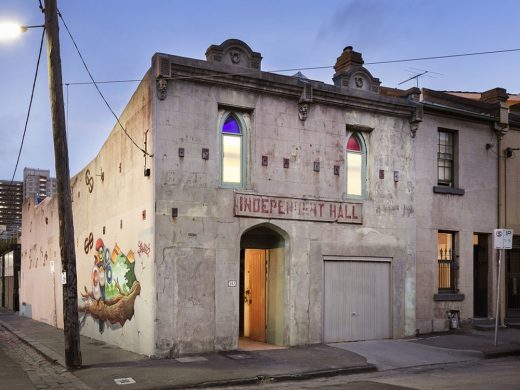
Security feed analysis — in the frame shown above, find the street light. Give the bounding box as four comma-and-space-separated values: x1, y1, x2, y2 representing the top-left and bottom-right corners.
0, 22, 44, 40
0, 0, 81, 369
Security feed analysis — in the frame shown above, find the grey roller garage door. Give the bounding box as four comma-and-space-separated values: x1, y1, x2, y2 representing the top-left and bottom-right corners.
323, 257, 391, 343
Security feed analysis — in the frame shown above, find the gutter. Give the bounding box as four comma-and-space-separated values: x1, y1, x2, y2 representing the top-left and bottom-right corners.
421, 101, 496, 122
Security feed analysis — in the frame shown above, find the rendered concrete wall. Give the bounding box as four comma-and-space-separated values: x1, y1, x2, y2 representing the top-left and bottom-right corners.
21, 73, 155, 356
504, 128, 520, 233
152, 76, 416, 356
20, 196, 63, 328
415, 112, 497, 333
70, 72, 155, 355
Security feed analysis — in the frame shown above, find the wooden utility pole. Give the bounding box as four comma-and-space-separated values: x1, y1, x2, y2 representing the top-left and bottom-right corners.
44, 0, 82, 368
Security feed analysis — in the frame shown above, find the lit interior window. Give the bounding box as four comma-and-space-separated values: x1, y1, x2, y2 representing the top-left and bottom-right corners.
222, 135, 241, 183
346, 133, 364, 197
347, 153, 362, 196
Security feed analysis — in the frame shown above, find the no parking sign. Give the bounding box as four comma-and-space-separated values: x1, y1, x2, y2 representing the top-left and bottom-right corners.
494, 229, 513, 249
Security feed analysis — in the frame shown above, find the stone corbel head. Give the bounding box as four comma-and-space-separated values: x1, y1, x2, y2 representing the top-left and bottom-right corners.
298, 103, 309, 121
494, 122, 508, 141
156, 78, 168, 101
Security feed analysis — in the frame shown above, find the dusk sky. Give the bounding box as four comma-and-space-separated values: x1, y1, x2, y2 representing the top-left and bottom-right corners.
1, 0, 519, 181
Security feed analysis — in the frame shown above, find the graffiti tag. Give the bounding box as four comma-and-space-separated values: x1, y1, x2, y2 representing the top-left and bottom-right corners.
84, 232, 94, 254
85, 169, 94, 193
137, 241, 151, 257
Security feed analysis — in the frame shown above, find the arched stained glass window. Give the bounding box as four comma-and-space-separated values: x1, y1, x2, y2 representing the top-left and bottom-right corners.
221, 113, 246, 186
345, 132, 366, 198
222, 116, 241, 134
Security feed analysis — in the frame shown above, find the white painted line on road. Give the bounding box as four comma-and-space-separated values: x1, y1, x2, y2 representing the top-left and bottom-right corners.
114, 377, 136, 385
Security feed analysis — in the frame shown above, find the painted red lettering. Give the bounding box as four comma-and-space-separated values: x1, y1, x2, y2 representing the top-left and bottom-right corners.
352, 205, 358, 219
330, 204, 337, 219
253, 198, 260, 213
261, 199, 269, 213
310, 203, 317, 217
270, 199, 277, 214
244, 197, 252, 212
278, 200, 285, 215
337, 204, 344, 219
318, 203, 324, 218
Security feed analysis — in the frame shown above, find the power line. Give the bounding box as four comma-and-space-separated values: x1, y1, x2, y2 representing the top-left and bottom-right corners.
10, 27, 45, 184
64, 79, 142, 86
60, 47, 520, 87
57, 10, 152, 157
365, 48, 520, 65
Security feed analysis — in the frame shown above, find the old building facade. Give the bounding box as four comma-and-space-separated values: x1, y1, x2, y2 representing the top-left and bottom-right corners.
19, 39, 519, 356
413, 89, 505, 332
151, 42, 418, 355
21, 41, 419, 356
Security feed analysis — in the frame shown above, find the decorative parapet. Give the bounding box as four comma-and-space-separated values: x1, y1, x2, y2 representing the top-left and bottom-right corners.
332, 46, 381, 93
205, 39, 262, 70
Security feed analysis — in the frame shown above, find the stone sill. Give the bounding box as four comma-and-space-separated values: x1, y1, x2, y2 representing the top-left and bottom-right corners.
434, 293, 465, 302
433, 186, 465, 196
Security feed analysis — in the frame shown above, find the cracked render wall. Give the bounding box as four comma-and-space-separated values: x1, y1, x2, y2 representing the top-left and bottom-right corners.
415, 112, 497, 333
152, 72, 417, 356
21, 72, 155, 356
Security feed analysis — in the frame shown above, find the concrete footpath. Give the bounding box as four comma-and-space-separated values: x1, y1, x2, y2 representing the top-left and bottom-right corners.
1, 308, 520, 389
0, 309, 373, 389
331, 327, 520, 371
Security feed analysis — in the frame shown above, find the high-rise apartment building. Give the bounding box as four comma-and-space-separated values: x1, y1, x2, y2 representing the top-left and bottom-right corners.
0, 180, 23, 239
23, 168, 57, 201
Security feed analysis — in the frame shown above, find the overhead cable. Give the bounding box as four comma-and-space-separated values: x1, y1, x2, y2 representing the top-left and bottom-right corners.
57, 10, 152, 157
10, 27, 45, 184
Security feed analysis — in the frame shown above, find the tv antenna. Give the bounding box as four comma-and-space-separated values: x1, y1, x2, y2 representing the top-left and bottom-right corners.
399, 67, 443, 88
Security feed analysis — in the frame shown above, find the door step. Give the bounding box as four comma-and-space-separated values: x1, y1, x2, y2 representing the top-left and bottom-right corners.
506, 319, 520, 329
473, 318, 495, 331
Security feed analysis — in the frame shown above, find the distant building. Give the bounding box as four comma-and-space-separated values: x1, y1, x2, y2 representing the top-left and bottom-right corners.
0, 180, 23, 239
23, 168, 57, 202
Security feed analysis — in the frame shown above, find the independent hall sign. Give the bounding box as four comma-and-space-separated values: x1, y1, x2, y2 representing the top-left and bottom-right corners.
233, 192, 362, 224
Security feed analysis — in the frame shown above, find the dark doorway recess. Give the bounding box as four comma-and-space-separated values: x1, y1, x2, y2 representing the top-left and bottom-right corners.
473, 234, 488, 318
506, 236, 520, 318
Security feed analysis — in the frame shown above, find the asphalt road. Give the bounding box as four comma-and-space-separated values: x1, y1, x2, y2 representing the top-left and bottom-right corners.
216, 357, 520, 389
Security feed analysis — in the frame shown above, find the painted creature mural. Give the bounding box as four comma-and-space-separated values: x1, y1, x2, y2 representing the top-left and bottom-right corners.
79, 239, 141, 332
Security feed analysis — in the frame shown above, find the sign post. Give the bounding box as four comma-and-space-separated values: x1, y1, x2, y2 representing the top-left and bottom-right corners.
493, 228, 513, 346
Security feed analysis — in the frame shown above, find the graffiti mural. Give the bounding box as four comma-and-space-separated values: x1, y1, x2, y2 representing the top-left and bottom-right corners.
79, 239, 141, 332
137, 241, 151, 257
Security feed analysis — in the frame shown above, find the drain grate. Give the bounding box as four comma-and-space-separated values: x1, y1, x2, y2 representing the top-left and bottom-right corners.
176, 356, 208, 363
225, 353, 254, 360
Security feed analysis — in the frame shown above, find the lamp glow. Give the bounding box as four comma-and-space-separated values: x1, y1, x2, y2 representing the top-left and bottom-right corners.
0, 22, 24, 40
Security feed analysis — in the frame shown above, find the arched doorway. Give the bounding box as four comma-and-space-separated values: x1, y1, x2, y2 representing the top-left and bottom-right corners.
239, 224, 286, 349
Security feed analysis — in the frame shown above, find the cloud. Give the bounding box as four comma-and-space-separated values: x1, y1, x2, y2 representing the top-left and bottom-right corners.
316, 0, 430, 51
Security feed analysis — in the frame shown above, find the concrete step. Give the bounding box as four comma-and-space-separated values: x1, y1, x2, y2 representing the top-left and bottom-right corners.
473, 318, 495, 331
506, 319, 520, 329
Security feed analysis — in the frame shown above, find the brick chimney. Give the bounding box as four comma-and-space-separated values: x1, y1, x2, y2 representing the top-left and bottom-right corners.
480, 87, 508, 104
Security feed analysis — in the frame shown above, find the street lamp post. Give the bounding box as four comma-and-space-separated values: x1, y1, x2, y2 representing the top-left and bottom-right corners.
0, 0, 82, 368
44, 0, 81, 369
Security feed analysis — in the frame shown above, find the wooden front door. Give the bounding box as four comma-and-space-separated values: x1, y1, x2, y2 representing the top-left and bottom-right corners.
245, 249, 266, 342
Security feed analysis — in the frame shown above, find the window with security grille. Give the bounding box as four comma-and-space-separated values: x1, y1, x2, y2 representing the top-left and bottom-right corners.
438, 231, 458, 292
438, 130, 454, 187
